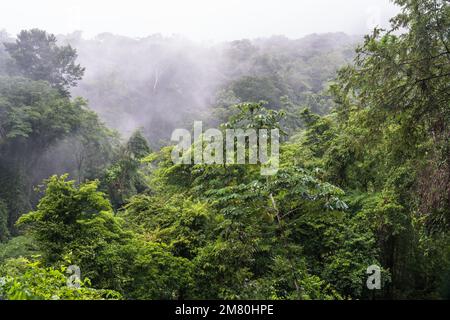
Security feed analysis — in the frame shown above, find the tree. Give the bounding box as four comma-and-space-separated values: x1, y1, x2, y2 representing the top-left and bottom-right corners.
105, 130, 151, 209
16, 175, 128, 268
328, 0, 450, 298
16, 175, 193, 298
0, 77, 84, 233
4, 29, 85, 95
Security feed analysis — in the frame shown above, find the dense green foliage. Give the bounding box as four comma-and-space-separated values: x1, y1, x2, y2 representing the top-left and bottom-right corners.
0, 258, 120, 300
0, 0, 449, 300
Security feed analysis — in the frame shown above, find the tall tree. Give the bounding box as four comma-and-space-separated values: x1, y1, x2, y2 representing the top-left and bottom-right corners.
330, 0, 450, 298
4, 29, 85, 95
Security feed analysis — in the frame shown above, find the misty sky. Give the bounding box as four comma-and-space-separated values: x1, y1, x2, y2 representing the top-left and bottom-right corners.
0, 0, 399, 41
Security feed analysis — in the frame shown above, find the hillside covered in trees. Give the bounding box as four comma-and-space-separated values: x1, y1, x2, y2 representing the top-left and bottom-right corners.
0, 0, 449, 300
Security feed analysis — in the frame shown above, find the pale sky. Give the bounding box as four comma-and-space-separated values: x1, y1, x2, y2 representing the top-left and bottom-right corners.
0, 0, 400, 41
